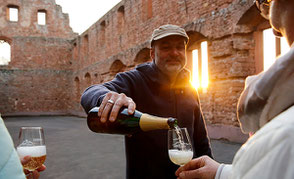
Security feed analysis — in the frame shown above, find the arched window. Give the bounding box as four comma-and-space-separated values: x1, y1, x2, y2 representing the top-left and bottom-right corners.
186, 32, 209, 90
109, 60, 126, 75
0, 40, 11, 65
74, 77, 80, 100
100, 21, 106, 46
134, 48, 151, 64
83, 34, 89, 56
117, 6, 125, 31
85, 73, 91, 87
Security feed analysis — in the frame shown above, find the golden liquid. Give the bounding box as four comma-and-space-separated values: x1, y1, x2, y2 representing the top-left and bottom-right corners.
23, 155, 46, 171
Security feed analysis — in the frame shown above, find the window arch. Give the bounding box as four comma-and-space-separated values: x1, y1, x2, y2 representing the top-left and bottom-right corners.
109, 60, 126, 75
74, 77, 80, 101
85, 73, 91, 87
0, 39, 11, 65
134, 48, 151, 64
117, 6, 125, 31
186, 31, 209, 89
236, 3, 290, 74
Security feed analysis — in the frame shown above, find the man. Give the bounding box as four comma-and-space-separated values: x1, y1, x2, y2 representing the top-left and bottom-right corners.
176, 0, 294, 178
81, 24, 213, 179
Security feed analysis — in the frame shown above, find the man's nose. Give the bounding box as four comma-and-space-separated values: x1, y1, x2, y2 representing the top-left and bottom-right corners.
170, 48, 180, 56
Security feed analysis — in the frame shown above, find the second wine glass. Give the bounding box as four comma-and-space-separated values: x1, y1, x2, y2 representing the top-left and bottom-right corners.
16, 126, 47, 171
168, 127, 193, 166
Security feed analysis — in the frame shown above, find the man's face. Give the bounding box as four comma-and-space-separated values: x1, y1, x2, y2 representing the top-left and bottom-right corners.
151, 35, 187, 77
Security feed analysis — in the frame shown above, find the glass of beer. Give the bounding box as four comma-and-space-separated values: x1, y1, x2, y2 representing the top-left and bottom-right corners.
168, 127, 193, 166
16, 127, 46, 171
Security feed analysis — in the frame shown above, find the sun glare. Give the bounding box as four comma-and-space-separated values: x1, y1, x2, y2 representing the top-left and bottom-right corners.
201, 41, 209, 89
191, 41, 209, 90
191, 50, 199, 89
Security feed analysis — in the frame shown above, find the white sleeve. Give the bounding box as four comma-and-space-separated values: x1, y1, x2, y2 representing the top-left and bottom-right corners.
215, 164, 232, 179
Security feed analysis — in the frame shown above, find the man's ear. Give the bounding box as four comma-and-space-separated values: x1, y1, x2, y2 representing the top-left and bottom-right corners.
150, 47, 155, 60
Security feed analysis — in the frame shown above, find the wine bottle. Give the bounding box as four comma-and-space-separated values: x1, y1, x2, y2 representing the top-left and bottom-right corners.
87, 107, 177, 135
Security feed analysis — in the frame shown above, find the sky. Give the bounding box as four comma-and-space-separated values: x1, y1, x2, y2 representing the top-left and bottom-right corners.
55, 0, 121, 34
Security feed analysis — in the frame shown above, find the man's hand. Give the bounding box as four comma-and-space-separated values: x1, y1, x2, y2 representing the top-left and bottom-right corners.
175, 155, 220, 179
98, 91, 136, 123
21, 156, 46, 179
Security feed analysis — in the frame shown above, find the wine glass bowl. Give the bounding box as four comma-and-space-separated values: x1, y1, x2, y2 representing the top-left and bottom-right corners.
16, 127, 46, 171
168, 127, 193, 166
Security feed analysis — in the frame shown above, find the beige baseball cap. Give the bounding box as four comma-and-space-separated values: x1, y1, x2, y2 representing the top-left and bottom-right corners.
150, 24, 189, 46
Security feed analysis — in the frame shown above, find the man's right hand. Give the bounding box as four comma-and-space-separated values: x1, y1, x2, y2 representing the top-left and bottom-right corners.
98, 91, 136, 123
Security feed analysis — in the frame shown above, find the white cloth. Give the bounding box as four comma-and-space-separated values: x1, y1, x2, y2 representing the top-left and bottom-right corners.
0, 115, 25, 179
231, 105, 294, 179
215, 45, 294, 179
237, 46, 294, 133
215, 106, 294, 179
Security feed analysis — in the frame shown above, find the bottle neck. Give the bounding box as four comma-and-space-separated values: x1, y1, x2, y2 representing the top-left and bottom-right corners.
139, 113, 171, 131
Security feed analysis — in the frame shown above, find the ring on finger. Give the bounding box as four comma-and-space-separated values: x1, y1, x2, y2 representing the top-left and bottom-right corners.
107, 99, 114, 104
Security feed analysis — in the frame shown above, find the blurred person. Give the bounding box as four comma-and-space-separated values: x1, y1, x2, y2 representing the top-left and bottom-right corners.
176, 0, 294, 178
0, 115, 46, 179
81, 24, 213, 179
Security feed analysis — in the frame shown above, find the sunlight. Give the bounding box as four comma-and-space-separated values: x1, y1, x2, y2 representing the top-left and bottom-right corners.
263, 29, 291, 71
191, 50, 199, 89
0, 40, 11, 65
263, 29, 276, 71
9, 8, 18, 22
201, 41, 209, 89
38, 12, 46, 25
191, 41, 209, 89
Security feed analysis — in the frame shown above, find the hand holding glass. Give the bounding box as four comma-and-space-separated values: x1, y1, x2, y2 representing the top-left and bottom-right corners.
168, 127, 193, 166
16, 127, 46, 171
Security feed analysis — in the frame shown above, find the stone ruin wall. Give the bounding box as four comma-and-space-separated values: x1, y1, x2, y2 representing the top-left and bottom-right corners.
0, 0, 77, 115
73, 0, 270, 128
0, 0, 271, 139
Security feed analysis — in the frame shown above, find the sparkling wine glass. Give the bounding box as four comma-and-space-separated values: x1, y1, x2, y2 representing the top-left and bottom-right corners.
16, 127, 47, 171
168, 127, 193, 166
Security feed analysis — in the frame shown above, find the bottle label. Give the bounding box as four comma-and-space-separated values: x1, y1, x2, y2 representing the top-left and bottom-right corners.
139, 114, 169, 131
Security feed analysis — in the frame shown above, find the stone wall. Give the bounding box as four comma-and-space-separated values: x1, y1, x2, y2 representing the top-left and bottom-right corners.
0, 0, 77, 115
73, 0, 269, 128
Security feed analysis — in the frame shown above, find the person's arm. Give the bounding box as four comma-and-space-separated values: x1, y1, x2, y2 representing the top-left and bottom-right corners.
214, 164, 232, 179
81, 71, 137, 123
193, 104, 213, 158
81, 72, 134, 113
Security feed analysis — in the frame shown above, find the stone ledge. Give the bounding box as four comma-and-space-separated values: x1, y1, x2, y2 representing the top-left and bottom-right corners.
207, 124, 248, 143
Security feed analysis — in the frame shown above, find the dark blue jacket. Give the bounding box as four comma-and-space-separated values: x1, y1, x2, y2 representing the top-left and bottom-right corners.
81, 62, 213, 179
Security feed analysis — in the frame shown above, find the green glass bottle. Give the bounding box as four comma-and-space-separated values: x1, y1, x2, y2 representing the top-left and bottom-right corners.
87, 107, 177, 135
